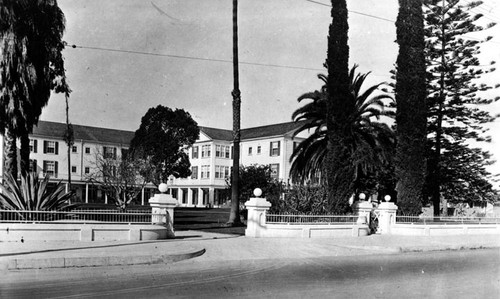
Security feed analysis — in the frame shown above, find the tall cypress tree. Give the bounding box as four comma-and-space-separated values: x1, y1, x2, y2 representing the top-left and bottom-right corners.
395, 0, 427, 215
424, 0, 498, 214
325, 0, 351, 213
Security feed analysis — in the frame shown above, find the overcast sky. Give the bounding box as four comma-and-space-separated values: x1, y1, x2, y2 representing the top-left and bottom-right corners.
42, 0, 500, 187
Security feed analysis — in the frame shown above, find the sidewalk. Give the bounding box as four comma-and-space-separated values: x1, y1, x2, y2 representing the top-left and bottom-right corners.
1, 231, 499, 270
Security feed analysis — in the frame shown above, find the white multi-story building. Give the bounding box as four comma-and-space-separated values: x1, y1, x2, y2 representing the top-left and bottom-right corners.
0, 120, 306, 207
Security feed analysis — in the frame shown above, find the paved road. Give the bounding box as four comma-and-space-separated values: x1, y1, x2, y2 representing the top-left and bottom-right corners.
2, 249, 499, 298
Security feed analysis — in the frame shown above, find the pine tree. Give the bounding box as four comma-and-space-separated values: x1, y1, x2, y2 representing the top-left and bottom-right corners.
423, 0, 498, 214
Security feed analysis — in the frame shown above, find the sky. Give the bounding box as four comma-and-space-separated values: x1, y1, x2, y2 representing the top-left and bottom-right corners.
41, 0, 500, 187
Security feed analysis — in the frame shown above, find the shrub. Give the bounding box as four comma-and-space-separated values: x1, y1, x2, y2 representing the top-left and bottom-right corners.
269, 185, 332, 214
0, 172, 73, 211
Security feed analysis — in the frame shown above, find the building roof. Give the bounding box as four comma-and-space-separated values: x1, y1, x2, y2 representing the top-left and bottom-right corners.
200, 121, 304, 141
32, 121, 135, 145
32, 120, 305, 145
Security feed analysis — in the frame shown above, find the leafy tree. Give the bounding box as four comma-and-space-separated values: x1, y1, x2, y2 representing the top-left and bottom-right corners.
130, 105, 199, 185
0, 0, 70, 179
394, 0, 427, 215
423, 0, 498, 214
324, 0, 352, 213
228, 0, 243, 226
86, 150, 149, 210
290, 66, 395, 203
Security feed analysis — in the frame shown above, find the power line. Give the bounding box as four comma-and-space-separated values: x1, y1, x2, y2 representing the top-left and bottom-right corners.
305, 0, 395, 23
306, 0, 500, 44
67, 43, 325, 72
66, 43, 393, 78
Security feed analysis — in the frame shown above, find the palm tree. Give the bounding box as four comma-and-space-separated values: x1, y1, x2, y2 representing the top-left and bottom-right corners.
290, 66, 395, 196
227, 0, 242, 226
0, 0, 69, 179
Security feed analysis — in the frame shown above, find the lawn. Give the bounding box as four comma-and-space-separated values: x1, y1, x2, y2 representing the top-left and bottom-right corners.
174, 208, 246, 235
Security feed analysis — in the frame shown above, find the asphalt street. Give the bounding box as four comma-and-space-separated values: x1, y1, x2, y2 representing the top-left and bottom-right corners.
2, 248, 499, 298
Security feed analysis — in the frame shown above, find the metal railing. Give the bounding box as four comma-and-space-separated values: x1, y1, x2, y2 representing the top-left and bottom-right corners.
396, 215, 500, 225
266, 213, 358, 225
0, 209, 160, 224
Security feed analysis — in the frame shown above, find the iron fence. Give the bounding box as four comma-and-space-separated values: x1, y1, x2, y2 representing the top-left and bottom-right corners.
396, 215, 500, 225
0, 209, 159, 224
266, 213, 358, 225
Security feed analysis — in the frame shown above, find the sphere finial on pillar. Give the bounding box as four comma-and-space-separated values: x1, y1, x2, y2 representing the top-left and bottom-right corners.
384, 195, 391, 202
158, 183, 168, 194
253, 188, 262, 197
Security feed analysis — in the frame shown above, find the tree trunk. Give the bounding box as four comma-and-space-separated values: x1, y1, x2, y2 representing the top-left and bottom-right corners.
325, 0, 352, 213
3, 128, 18, 180
395, 0, 427, 215
227, 0, 242, 226
20, 133, 30, 176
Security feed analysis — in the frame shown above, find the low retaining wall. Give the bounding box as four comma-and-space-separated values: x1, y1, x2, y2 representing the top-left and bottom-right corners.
0, 223, 169, 242
256, 224, 369, 238
390, 223, 500, 236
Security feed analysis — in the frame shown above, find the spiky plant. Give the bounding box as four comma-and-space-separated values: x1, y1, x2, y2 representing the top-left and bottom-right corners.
0, 172, 73, 211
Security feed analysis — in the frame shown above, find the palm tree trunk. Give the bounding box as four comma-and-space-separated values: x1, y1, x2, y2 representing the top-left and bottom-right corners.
4, 127, 18, 180
20, 133, 30, 176
227, 0, 242, 226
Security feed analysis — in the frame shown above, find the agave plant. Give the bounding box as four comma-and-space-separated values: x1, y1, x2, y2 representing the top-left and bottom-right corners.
0, 172, 73, 211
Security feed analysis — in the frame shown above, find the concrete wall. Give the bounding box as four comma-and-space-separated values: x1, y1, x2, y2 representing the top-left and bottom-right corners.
257, 224, 369, 238
390, 224, 500, 236
0, 223, 168, 242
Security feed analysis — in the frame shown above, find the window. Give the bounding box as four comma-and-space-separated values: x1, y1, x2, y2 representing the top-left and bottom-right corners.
85, 147, 91, 154
192, 146, 199, 159
103, 146, 117, 159
43, 141, 59, 154
216, 145, 221, 157
43, 160, 58, 177
201, 145, 211, 158
248, 147, 253, 156
191, 166, 198, 179
224, 166, 230, 179
201, 165, 210, 179
270, 163, 280, 180
71, 166, 77, 173
30, 139, 38, 153
215, 165, 221, 179
72, 146, 78, 153
84, 167, 90, 174
270, 141, 280, 156
29, 159, 37, 172
257, 145, 261, 155
223, 145, 231, 158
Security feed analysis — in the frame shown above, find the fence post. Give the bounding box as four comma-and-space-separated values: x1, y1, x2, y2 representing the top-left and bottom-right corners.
376, 196, 398, 235
149, 183, 178, 239
245, 188, 271, 238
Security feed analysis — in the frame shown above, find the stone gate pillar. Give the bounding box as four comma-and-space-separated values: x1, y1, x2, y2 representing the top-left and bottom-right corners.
149, 183, 178, 238
376, 196, 398, 235
353, 197, 373, 226
245, 188, 271, 238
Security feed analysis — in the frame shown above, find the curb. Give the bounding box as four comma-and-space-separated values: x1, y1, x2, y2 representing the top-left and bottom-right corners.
399, 244, 500, 253
2, 248, 206, 270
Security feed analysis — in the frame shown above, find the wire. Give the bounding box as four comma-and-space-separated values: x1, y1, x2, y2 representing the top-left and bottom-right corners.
68, 44, 324, 71
306, 0, 500, 44
305, 0, 395, 23
66, 43, 393, 77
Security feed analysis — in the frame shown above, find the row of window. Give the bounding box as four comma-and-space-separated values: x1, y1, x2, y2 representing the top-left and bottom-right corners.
30, 139, 120, 158
192, 141, 282, 159
189, 164, 280, 180
30, 159, 93, 177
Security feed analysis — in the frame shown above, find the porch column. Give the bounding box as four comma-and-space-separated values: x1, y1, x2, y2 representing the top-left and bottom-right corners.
85, 183, 89, 204
178, 188, 184, 206
197, 188, 204, 207
141, 188, 145, 206
209, 188, 215, 208
187, 188, 194, 207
